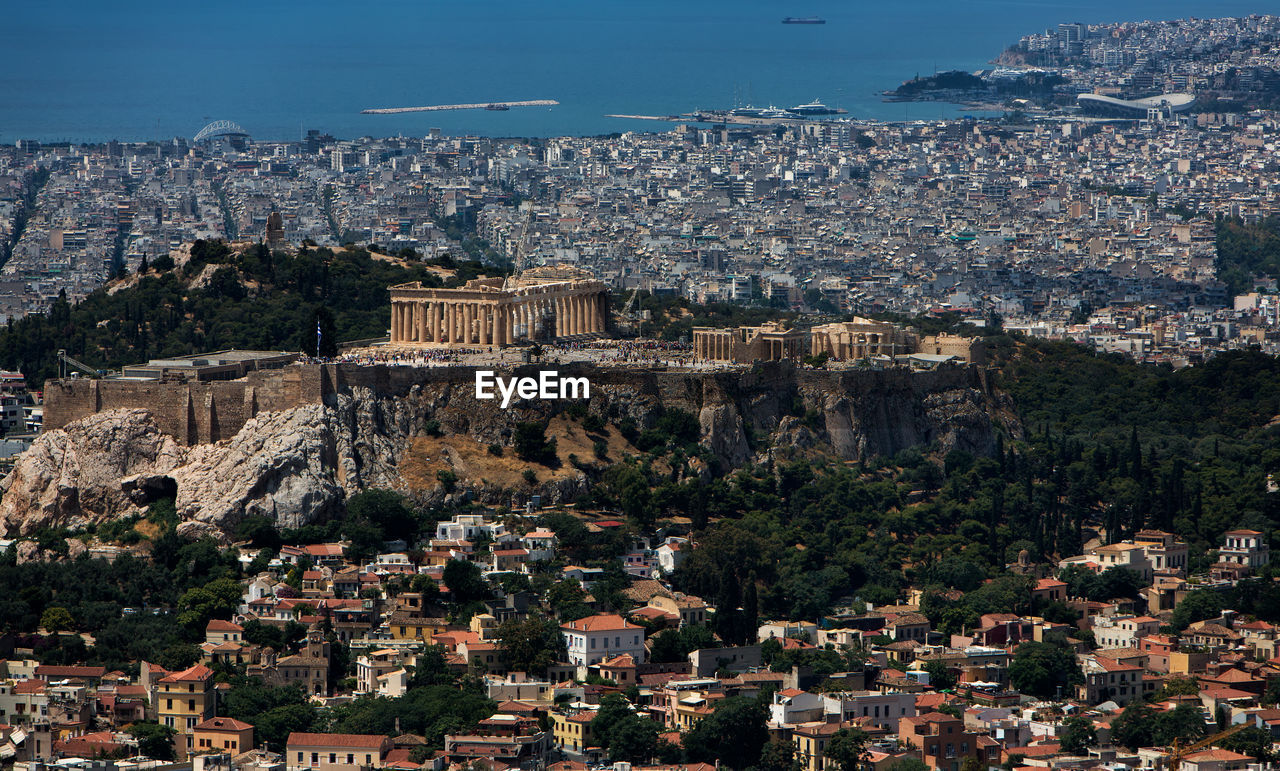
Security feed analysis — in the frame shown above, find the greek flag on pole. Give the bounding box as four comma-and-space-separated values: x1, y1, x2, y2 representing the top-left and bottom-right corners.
316, 318, 322, 357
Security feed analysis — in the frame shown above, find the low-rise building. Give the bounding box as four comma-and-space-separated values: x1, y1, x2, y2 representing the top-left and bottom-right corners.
560, 614, 645, 667
156, 663, 215, 758
898, 712, 998, 771
286, 732, 392, 771
193, 717, 255, 756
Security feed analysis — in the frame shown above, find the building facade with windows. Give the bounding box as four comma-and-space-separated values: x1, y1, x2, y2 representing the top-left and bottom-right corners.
156, 664, 215, 759
285, 732, 391, 771
560, 614, 646, 667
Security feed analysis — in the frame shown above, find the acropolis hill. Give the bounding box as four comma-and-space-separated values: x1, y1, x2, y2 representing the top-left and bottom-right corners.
11, 361, 1015, 540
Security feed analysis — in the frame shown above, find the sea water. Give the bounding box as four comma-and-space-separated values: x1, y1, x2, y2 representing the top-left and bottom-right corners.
0, 0, 1271, 143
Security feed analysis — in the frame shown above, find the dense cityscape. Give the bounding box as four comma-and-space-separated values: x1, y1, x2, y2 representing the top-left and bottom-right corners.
4, 10, 1280, 771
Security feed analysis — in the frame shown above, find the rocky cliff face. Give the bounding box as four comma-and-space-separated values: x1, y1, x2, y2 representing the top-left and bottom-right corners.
0, 362, 1018, 539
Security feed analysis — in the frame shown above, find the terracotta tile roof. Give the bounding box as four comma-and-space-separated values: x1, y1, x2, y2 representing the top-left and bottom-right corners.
561, 614, 641, 632
1203, 668, 1257, 682
1184, 749, 1252, 762
1007, 744, 1062, 758
34, 665, 106, 679
287, 732, 389, 749
196, 717, 254, 731
1093, 656, 1142, 672
159, 664, 214, 683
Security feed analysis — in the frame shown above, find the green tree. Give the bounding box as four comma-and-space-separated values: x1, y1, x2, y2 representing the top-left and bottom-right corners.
1152, 704, 1207, 746
126, 722, 176, 760
546, 578, 592, 621
683, 696, 768, 770
591, 695, 662, 764
1218, 726, 1275, 762
177, 577, 243, 629
1110, 703, 1156, 750
1059, 715, 1098, 755
253, 703, 318, 752
156, 643, 201, 671
40, 606, 74, 632
824, 727, 871, 771
922, 660, 955, 690
605, 716, 660, 763
514, 422, 558, 466
1170, 589, 1223, 632
758, 740, 802, 771
1008, 639, 1082, 699
496, 614, 563, 676
409, 644, 455, 688
442, 559, 490, 605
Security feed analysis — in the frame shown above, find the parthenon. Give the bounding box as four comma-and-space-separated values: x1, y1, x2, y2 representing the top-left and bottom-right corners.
388, 266, 609, 347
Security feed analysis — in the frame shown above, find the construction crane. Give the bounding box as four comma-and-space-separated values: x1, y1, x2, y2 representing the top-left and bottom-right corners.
1168, 721, 1250, 771
620, 287, 645, 337
57, 349, 101, 379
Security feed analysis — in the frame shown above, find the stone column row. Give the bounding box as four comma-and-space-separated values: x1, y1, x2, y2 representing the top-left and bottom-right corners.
695, 332, 732, 360
392, 292, 608, 347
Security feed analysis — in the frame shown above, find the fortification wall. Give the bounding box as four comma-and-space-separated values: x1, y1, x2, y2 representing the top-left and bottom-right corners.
43, 360, 993, 447
43, 366, 328, 444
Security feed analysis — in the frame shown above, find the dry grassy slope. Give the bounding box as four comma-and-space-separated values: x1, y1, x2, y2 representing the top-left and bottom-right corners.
398, 416, 640, 491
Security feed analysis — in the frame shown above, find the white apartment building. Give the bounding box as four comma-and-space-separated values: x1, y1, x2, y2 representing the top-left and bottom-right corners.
560, 614, 646, 667
1091, 615, 1161, 649
435, 514, 512, 544
823, 691, 918, 730
1220, 529, 1270, 569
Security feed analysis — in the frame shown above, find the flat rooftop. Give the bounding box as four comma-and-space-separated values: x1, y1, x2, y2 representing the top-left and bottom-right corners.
119, 350, 301, 381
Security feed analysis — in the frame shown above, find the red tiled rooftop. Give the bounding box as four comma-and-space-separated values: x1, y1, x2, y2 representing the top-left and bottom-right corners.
561, 614, 641, 632
160, 664, 214, 683
287, 732, 389, 749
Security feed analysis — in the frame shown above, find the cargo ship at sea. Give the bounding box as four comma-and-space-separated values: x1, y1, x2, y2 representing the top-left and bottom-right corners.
782, 17, 825, 24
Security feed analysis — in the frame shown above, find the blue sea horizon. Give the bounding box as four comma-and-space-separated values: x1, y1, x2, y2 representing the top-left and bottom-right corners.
1, 0, 1271, 144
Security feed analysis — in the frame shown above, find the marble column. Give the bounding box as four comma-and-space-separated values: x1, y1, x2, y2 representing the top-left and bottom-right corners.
479, 305, 490, 346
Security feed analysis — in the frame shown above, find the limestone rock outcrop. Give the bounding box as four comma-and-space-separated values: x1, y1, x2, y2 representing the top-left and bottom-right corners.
0, 409, 184, 534
172, 405, 345, 533
1, 362, 1019, 539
